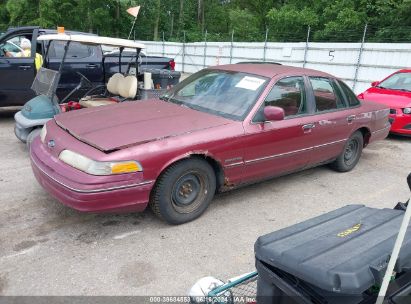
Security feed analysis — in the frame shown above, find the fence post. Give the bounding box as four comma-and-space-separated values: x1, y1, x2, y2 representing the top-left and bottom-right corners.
162, 31, 165, 57
263, 27, 269, 61
203, 30, 208, 68
353, 24, 368, 91
230, 30, 234, 64
182, 31, 186, 73
303, 26, 311, 68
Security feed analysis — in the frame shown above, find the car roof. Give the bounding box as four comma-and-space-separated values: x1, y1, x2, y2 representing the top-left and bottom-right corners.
212, 63, 335, 79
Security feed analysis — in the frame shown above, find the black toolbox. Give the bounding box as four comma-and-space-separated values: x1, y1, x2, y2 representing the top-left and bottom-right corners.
255, 204, 411, 304
140, 68, 181, 89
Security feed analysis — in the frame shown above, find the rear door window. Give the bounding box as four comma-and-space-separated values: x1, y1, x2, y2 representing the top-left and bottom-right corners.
48, 41, 92, 59
309, 77, 346, 112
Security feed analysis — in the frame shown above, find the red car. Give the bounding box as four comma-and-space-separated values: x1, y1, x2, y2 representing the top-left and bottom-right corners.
30, 64, 390, 224
358, 69, 411, 136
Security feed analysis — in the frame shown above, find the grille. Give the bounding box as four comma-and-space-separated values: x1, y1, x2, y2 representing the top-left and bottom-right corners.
389, 109, 397, 114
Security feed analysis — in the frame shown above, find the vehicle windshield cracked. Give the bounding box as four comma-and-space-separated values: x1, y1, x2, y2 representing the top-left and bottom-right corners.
161, 69, 268, 121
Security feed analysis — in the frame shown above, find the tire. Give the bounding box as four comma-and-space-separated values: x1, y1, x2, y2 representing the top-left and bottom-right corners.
26, 128, 41, 149
149, 158, 216, 225
330, 131, 364, 172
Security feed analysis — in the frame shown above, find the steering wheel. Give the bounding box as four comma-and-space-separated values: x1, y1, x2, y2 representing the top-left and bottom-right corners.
76, 72, 93, 88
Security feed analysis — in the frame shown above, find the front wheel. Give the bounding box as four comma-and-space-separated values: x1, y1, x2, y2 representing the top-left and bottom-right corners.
330, 131, 363, 172
149, 158, 216, 225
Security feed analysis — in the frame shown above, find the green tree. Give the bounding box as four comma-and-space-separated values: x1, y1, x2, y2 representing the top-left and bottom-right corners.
228, 8, 260, 41
266, 5, 318, 41
1, 0, 411, 43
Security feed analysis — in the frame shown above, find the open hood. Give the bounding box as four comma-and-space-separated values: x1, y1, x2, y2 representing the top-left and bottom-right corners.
54, 100, 231, 152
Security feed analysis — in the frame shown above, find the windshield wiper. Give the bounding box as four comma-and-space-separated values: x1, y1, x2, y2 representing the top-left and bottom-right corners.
160, 93, 185, 106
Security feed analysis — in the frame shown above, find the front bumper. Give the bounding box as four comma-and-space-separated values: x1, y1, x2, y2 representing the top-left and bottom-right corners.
389, 111, 411, 136
30, 137, 154, 213
14, 111, 50, 143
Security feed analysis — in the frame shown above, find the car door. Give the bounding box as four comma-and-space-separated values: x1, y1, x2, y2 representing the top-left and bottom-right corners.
241, 76, 318, 182
305, 76, 356, 165
0, 30, 37, 106
46, 40, 104, 99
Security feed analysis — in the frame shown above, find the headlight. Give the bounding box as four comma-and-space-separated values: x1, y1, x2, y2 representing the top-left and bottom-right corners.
403, 107, 411, 114
59, 150, 142, 175
40, 124, 47, 143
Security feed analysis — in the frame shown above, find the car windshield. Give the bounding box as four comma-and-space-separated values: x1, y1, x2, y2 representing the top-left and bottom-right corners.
378, 72, 411, 92
161, 69, 268, 120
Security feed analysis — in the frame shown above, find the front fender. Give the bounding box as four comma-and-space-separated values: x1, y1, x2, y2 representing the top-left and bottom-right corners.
157, 150, 224, 177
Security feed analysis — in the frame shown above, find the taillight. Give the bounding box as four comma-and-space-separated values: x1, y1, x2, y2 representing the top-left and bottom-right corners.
169, 59, 175, 70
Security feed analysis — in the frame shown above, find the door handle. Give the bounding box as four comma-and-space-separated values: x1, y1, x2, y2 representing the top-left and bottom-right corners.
18, 65, 31, 70
347, 115, 356, 123
302, 123, 315, 133
86, 64, 97, 69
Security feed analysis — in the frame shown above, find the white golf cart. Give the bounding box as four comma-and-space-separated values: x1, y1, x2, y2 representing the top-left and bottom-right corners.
14, 33, 145, 146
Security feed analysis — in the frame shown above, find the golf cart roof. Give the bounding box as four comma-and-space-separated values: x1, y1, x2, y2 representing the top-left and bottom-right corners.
37, 34, 145, 49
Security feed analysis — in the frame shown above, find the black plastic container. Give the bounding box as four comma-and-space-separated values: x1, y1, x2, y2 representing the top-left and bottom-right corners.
255, 204, 411, 304
157, 70, 181, 88
168, 70, 181, 86
140, 68, 181, 89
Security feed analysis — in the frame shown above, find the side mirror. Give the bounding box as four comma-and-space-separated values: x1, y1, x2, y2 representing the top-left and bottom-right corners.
371, 81, 380, 87
264, 106, 285, 121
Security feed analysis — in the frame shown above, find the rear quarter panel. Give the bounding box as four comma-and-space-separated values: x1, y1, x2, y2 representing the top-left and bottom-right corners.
354, 101, 390, 142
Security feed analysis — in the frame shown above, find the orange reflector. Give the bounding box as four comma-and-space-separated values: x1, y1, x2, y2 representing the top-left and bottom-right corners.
57, 27, 65, 34
111, 162, 141, 174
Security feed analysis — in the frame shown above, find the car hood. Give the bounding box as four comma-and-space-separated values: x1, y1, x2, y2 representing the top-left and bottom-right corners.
54, 100, 232, 152
361, 87, 411, 108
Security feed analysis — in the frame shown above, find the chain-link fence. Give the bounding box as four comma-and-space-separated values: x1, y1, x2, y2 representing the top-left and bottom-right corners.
133, 24, 411, 43
138, 24, 411, 93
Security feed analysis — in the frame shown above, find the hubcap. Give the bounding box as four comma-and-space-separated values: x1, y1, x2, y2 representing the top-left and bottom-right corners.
344, 139, 359, 166
172, 173, 205, 212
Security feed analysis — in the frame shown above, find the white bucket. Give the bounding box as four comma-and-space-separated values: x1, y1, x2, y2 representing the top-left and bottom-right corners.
144, 72, 152, 90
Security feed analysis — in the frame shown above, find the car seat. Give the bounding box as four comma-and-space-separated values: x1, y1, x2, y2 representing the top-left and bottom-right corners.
277, 97, 299, 116
118, 75, 138, 99
314, 89, 337, 111
79, 74, 137, 108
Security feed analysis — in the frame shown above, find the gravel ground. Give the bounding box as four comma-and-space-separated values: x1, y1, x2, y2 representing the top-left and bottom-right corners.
0, 106, 410, 297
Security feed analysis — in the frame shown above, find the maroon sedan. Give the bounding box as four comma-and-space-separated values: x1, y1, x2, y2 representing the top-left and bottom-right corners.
30, 64, 390, 224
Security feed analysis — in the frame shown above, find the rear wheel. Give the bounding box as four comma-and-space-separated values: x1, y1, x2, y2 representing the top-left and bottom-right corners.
330, 131, 363, 172
26, 128, 41, 149
149, 158, 216, 225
